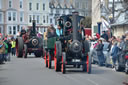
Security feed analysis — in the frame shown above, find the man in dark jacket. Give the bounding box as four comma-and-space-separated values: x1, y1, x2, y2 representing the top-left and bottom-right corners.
111, 42, 119, 67
123, 36, 128, 57
101, 31, 108, 42
20, 27, 26, 37
96, 40, 104, 66
7, 40, 12, 61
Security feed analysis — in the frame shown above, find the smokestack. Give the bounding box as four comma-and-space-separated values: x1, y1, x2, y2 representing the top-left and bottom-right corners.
72, 11, 79, 40
32, 20, 36, 35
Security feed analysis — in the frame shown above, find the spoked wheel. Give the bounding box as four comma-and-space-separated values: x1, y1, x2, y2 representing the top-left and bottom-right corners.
61, 52, 66, 74
86, 53, 92, 74
23, 44, 28, 58
125, 60, 128, 74
54, 41, 62, 72
16, 37, 24, 58
48, 52, 52, 69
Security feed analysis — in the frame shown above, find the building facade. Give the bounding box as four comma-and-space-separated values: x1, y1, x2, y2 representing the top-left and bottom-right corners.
109, 0, 128, 37
92, 0, 102, 36
0, 0, 92, 37
27, 0, 50, 34
92, 0, 128, 37
49, 0, 92, 28
0, 0, 28, 37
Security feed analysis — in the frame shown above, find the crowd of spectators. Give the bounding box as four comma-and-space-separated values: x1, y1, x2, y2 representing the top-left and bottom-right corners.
0, 35, 16, 64
86, 31, 128, 69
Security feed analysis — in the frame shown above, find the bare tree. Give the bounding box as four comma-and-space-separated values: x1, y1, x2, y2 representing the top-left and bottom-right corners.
81, 16, 92, 28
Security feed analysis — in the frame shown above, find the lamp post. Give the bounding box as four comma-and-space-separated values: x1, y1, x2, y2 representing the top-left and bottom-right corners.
112, 0, 115, 23
109, 14, 113, 38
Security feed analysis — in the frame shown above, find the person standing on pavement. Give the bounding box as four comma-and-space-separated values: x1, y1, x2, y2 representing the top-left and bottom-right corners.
47, 26, 56, 38
122, 35, 128, 59
20, 26, 26, 37
7, 40, 12, 61
11, 38, 16, 56
3, 37, 8, 61
111, 40, 119, 68
96, 40, 104, 66
0, 39, 5, 64
101, 31, 109, 42
56, 25, 63, 37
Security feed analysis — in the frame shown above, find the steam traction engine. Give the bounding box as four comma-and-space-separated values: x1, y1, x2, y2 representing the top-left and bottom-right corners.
45, 12, 91, 74
16, 20, 43, 58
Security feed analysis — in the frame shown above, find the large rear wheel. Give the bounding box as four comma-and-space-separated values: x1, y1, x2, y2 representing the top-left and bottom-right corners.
16, 37, 24, 58
54, 41, 62, 72
87, 53, 92, 74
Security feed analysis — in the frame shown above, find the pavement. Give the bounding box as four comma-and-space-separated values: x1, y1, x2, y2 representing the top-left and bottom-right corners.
0, 55, 128, 85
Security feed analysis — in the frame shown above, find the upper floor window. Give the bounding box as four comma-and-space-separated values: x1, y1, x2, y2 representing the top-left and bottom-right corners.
20, 12, 24, 22
56, 9, 59, 14
13, 12, 16, 21
47, 16, 48, 23
43, 16, 45, 23
50, 18, 52, 23
7, 25, 17, 35
0, 0, 2, 9
51, 9, 53, 14
29, 2, 32, 10
9, 0, 12, 8
8, 12, 11, 21
43, 3, 45, 10
20, 0, 23, 8
36, 3, 39, 10
37, 15, 40, 24
8, 26, 12, 34
13, 26, 16, 34
29, 15, 32, 23
0, 13, 3, 23
33, 15, 35, 20
63, 10, 65, 14
7, 11, 17, 21
0, 26, 3, 33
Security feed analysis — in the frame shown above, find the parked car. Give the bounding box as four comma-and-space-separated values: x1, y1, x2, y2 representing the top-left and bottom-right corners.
91, 42, 111, 66
115, 51, 128, 74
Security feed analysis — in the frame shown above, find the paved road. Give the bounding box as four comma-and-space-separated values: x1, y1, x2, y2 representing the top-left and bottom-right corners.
0, 55, 128, 85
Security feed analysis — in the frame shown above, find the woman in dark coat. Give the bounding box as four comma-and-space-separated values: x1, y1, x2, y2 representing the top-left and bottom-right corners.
7, 40, 12, 61
111, 41, 119, 67
96, 40, 104, 66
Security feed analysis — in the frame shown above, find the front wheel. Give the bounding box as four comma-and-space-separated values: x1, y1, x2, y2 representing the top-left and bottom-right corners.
87, 53, 92, 74
54, 41, 62, 72
61, 52, 66, 74
125, 60, 128, 74
23, 44, 28, 58
48, 52, 52, 69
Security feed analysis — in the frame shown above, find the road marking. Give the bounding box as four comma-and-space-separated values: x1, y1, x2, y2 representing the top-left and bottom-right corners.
76, 74, 99, 85
63, 75, 85, 85
87, 79, 99, 85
